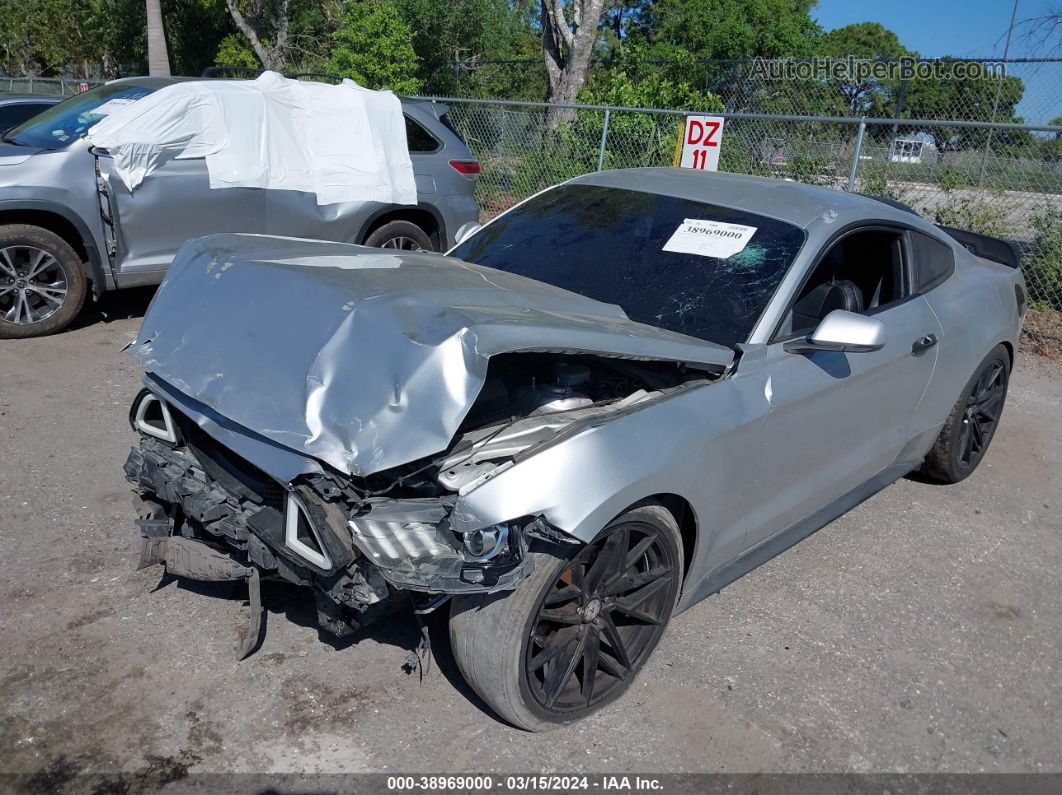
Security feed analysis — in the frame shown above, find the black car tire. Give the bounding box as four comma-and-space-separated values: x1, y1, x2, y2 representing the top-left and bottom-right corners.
0, 224, 88, 339
449, 503, 683, 731
921, 344, 1011, 484
363, 220, 435, 252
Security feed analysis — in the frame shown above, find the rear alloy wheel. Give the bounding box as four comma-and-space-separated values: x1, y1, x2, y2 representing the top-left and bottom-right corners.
922, 344, 1011, 484
363, 220, 434, 252
0, 225, 87, 339
449, 504, 682, 731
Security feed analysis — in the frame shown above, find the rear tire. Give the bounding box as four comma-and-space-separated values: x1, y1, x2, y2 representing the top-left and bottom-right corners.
363, 220, 434, 252
921, 344, 1010, 484
0, 224, 87, 339
449, 504, 683, 731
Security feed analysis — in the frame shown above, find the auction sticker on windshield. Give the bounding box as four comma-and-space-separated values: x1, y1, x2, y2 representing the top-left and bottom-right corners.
662, 219, 757, 259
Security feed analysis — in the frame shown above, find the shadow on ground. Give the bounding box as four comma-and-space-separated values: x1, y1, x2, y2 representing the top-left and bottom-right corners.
69, 286, 157, 332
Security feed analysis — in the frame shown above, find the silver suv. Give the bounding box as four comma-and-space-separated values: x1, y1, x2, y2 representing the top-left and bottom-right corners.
0, 77, 480, 338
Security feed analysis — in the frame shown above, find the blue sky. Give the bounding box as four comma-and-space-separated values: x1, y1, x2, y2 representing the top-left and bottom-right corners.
811, 0, 1055, 58
811, 0, 1060, 124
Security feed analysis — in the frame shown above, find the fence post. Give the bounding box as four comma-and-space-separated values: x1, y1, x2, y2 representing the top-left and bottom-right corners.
597, 107, 611, 171
846, 118, 866, 192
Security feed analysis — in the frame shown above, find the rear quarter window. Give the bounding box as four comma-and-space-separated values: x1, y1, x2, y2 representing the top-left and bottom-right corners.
910, 231, 955, 293
405, 116, 440, 153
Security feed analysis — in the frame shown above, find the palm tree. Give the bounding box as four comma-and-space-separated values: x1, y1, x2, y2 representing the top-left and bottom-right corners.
146, 0, 171, 76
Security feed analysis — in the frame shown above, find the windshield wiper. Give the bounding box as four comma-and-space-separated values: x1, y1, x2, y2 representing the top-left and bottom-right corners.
0, 132, 22, 146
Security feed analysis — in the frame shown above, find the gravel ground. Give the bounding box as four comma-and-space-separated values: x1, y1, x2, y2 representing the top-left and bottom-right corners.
1, 290, 1059, 781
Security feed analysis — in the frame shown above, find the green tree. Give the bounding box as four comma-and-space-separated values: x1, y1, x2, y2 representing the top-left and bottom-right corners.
643, 0, 820, 59
328, 1, 420, 93
0, 0, 232, 79
817, 22, 910, 115
578, 47, 724, 170
580, 45, 721, 112
903, 64, 1027, 151
214, 32, 259, 67
393, 0, 537, 95
633, 0, 820, 112
1043, 116, 1062, 163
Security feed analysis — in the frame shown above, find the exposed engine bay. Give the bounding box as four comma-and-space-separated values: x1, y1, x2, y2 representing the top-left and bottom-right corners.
124, 352, 718, 647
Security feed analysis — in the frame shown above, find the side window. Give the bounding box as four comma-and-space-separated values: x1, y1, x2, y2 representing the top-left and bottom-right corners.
780, 228, 909, 339
909, 231, 954, 293
405, 116, 440, 153
0, 103, 50, 131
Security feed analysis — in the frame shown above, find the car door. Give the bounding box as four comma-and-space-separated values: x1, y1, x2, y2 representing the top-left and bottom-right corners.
98, 153, 264, 278
742, 225, 944, 549
259, 114, 439, 244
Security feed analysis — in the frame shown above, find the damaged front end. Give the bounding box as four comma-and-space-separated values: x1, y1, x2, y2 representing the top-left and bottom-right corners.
123, 236, 731, 652
124, 392, 541, 644
124, 351, 714, 649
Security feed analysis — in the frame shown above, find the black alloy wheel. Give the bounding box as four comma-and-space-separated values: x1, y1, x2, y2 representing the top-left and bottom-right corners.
526, 522, 678, 712
957, 358, 1007, 468
922, 344, 1011, 484
449, 503, 683, 731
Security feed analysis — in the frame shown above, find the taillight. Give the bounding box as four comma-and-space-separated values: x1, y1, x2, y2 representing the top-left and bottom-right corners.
449, 160, 480, 177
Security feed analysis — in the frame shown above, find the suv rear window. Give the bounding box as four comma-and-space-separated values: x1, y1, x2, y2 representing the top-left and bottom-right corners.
405, 117, 440, 153
438, 112, 467, 145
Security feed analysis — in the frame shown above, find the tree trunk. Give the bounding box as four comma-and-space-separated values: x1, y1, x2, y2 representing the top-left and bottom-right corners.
541, 0, 605, 132
145, 0, 171, 76
224, 0, 289, 72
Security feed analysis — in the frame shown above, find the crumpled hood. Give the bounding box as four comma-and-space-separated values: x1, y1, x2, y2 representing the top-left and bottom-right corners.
130, 234, 733, 477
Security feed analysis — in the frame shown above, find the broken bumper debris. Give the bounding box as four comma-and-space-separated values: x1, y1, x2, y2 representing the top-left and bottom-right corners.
124, 416, 536, 646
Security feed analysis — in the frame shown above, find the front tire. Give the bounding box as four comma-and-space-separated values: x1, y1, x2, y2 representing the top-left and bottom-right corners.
0, 224, 87, 339
921, 344, 1011, 484
449, 504, 683, 731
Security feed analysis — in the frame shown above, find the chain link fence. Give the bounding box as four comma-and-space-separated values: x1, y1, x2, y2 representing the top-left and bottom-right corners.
1, 76, 101, 95
442, 57, 1062, 126
4, 69, 1058, 316
431, 96, 1062, 313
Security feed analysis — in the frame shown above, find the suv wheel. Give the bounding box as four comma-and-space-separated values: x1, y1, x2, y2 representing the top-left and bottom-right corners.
363, 220, 434, 252
449, 504, 683, 731
0, 225, 88, 339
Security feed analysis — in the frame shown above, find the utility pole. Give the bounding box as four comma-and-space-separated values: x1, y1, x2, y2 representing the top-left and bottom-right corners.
978, 0, 1020, 187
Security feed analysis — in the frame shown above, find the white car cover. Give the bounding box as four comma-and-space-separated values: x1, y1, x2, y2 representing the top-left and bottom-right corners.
86, 72, 417, 206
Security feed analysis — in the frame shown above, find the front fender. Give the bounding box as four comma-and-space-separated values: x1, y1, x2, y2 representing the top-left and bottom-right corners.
449, 375, 766, 577
0, 194, 111, 292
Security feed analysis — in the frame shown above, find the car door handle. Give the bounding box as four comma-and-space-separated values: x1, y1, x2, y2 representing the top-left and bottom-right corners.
911, 334, 938, 354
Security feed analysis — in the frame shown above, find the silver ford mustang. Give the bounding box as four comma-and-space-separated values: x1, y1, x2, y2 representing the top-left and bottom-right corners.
124, 168, 1025, 731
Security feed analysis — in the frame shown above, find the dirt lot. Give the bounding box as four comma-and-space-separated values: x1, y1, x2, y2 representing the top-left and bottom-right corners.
1, 290, 1060, 782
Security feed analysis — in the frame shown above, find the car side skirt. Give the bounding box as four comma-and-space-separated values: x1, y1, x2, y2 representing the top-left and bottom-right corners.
675, 458, 919, 614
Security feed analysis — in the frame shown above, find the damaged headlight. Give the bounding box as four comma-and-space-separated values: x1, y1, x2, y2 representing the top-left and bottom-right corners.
461, 524, 508, 562
348, 515, 460, 569
347, 500, 528, 592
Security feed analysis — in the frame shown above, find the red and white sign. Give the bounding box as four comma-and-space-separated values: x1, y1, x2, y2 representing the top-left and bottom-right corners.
679, 115, 724, 171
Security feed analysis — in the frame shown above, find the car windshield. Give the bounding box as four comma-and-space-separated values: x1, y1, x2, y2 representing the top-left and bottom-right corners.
3, 84, 156, 149
450, 184, 806, 348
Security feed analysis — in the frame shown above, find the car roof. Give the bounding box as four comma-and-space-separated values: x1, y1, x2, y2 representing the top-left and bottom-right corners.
570, 168, 928, 230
